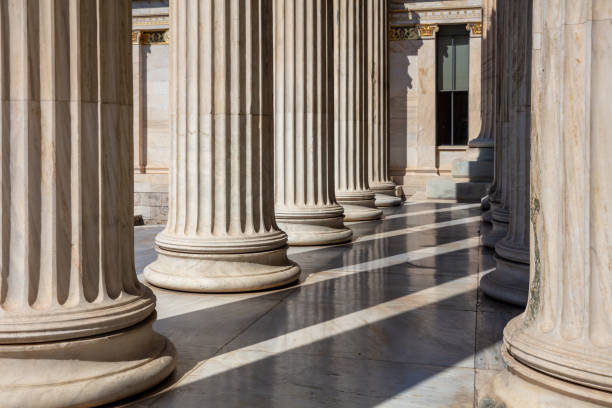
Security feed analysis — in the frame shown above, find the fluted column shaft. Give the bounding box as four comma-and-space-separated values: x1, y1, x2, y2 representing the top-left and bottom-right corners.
145, 0, 300, 292
481, 0, 499, 213
484, 0, 504, 215
473, 0, 496, 148
482, 0, 506, 222
366, 0, 400, 207
481, 0, 612, 405
333, 0, 382, 222
482, 0, 511, 248
0, 2, 174, 406
273, 0, 352, 246
481, 0, 532, 306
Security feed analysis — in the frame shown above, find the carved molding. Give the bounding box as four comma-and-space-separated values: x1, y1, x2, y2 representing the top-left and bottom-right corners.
132, 30, 169, 45
466, 22, 483, 37
389, 24, 440, 41
418, 24, 439, 39
390, 7, 482, 26
132, 14, 169, 29
389, 26, 419, 41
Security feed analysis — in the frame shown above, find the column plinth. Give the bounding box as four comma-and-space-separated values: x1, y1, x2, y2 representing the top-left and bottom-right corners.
480, 0, 612, 404
273, 0, 353, 246
144, 0, 300, 292
367, 0, 401, 207
0, 2, 175, 406
483, 207, 509, 248
333, 0, 383, 222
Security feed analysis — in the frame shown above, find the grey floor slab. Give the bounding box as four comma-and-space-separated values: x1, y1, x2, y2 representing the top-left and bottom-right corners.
112, 201, 519, 408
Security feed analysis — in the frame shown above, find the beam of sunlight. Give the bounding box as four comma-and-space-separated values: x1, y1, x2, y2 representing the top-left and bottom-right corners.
288, 215, 481, 255
383, 203, 481, 220
179, 274, 477, 386
347, 203, 481, 225
155, 236, 481, 321
321, 236, 481, 275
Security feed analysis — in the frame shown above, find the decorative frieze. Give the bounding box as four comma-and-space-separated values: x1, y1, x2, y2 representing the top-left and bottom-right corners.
132, 30, 169, 45
389, 24, 439, 41
390, 7, 482, 26
133, 14, 169, 28
389, 26, 419, 41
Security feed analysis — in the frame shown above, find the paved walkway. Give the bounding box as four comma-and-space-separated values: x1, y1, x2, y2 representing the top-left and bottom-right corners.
115, 201, 523, 408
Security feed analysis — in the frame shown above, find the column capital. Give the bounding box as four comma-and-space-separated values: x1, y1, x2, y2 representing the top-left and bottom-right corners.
417, 24, 439, 39
466, 22, 482, 37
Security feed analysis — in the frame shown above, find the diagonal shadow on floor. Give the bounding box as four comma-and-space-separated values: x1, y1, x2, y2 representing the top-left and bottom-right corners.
107, 203, 523, 407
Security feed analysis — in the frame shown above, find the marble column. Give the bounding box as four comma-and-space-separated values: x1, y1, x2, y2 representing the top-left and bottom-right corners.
461, 0, 495, 208
0, 2, 175, 406
273, 0, 352, 246
480, 0, 612, 405
479, 0, 498, 212
333, 0, 383, 222
482, 0, 510, 249
144, 0, 300, 292
483, 0, 503, 223
366, 0, 401, 207
481, 0, 531, 307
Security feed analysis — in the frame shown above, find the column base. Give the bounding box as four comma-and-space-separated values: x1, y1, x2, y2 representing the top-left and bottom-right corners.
0, 315, 175, 408
276, 207, 353, 246
482, 209, 510, 249
480, 255, 529, 306
374, 192, 402, 207
144, 246, 301, 292
370, 182, 402, 207
336, 191, 383, 221
482, 207, 494, 223
478, 348, 612, 408
480, 219, 493, 244
481, 195, 491, 211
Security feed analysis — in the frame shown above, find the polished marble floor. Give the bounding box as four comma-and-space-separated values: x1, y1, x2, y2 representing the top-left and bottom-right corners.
113, 201, 524, 408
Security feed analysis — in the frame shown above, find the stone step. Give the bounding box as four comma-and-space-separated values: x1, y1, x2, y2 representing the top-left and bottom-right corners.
426, 176, 490, 202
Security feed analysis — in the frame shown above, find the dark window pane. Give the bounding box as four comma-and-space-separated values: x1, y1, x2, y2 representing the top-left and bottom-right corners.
453, 91, 469, 145
437, 91, 452, 145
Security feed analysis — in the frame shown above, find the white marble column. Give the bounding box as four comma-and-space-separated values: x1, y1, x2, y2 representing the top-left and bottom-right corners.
144, 0, 300, 292
0, 2, 175, 406
333, 0, 383, 221
480, 0, 612, 405
274, 0, 352, 246
482, 0, 510, 249
366, 0, 401, 207
481, 0, 531, 306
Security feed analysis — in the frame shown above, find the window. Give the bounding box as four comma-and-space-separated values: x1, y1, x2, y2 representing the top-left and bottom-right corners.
436, 25, 469, 146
